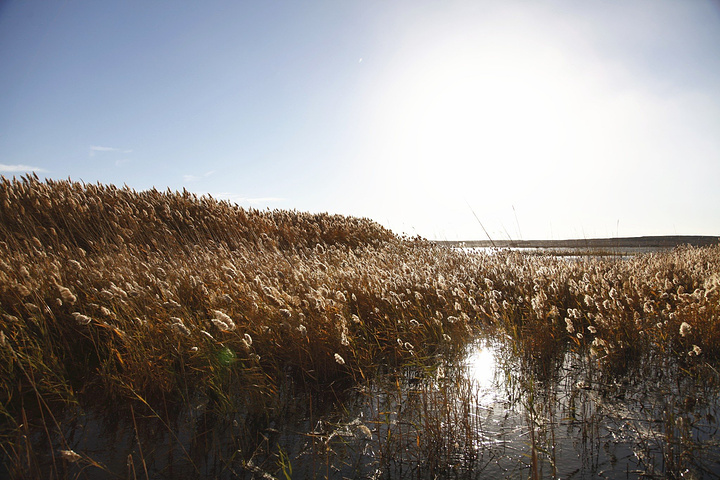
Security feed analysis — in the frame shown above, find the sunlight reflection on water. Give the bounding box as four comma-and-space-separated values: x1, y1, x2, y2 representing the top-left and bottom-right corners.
463, 342, 501, 404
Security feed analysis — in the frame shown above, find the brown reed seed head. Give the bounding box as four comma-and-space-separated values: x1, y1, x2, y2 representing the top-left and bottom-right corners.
0, 175, 718, 417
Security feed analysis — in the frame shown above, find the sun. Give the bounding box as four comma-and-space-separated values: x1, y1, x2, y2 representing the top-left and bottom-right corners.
379, 37, 589, 169
361, 29, 608, 238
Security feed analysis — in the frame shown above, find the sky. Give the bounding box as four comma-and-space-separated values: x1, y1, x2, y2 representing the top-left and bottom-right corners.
1, 0, 719, 241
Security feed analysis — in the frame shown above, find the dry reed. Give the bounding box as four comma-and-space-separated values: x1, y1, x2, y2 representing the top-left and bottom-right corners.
1, 175, 718, 478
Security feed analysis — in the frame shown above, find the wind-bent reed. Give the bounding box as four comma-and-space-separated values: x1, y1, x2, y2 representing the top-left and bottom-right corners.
1, 175, 718, 478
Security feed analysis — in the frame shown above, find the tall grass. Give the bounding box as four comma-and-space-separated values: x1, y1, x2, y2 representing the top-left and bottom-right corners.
1, 174, 719, 478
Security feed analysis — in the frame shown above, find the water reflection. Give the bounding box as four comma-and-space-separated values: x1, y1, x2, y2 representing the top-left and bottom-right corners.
34, 337, 720, 479
464, 341, 500, 404
453, 340, 720, 479
296, 338, 720, 479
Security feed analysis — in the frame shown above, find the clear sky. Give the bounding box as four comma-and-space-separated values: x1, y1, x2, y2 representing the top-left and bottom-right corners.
1, 1, 719, 241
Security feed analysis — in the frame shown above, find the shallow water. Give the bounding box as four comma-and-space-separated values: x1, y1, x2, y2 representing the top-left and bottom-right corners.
17, 337, 720, 479
274, 339, 720, 479
461, 246, 671, 259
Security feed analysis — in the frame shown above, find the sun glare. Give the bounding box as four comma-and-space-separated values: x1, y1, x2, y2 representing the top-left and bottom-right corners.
362, 24, 626, 238
377, 38, 591, 172
466, 343, 498, 395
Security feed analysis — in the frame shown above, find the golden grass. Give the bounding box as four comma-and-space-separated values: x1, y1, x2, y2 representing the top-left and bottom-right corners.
1, 174, 719, 477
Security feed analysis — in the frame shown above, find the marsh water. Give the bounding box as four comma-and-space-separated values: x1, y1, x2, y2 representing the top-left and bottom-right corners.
38, 334, 720, 479
465, 246, 673, 259
263, 338, 720, 479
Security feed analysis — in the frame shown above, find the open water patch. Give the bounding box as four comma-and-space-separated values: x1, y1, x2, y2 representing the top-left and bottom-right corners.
275, 337, 720, 479
14, 337, 720, 479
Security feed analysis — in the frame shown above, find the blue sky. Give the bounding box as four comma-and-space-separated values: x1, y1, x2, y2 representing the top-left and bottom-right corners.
1, 0, 719, 240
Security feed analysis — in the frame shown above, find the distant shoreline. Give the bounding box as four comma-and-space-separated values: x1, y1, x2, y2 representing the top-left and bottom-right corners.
434, 235, 720, 249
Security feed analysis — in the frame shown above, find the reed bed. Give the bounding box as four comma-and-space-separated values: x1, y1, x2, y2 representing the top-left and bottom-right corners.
1, 175, 719, 478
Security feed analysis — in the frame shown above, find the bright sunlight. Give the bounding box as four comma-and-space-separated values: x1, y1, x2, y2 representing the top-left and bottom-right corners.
358, 8, 678, 240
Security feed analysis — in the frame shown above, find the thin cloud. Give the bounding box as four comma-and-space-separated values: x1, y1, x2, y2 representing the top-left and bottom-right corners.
183, 170, 215, 183
90, 145, 116, 153
89, 145, 133, 157
0, 163, 48, 173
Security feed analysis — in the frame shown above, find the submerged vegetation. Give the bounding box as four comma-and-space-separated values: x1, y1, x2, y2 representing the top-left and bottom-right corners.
1, 175, 719, 478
